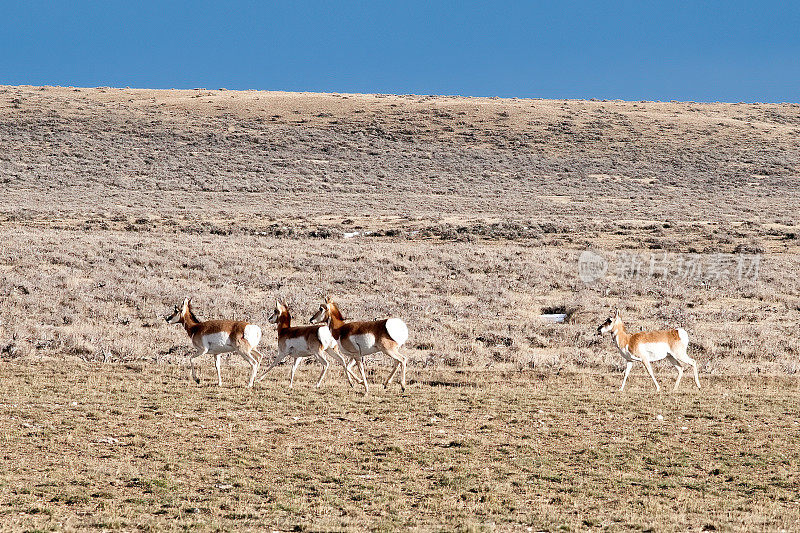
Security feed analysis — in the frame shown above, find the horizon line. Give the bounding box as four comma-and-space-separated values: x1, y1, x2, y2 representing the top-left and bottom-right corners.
3, 83, 798, 106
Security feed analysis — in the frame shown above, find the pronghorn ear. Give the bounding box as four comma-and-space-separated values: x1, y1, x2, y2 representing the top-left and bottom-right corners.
325, 295, 332, 303
182, 298, 190, 310
614, 308, 620, 318
275, 300, 282, 311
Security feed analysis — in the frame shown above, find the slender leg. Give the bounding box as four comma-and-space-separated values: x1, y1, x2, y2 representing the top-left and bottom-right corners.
620, 361, 633, 391
691, 360, 701, 389
215, 354, 223, 387
315, 350, 330, 388
346, 359, 363, 385
674, 366, 684, 391
289, 357, 304, 389
667, 355, 683, 392
384, 359, 401, 388
251, 347, 266, 365
400, 354, 408, 391
257, 350, 286, 382
190, 348, 207, 384
356, 359, 369, 394
673, 348, 701, 390
640, 356, 660, 392
249, 358, 259, 388
241, 351, 259, 388
326, 346, 358, 386
384, 346, 408, 391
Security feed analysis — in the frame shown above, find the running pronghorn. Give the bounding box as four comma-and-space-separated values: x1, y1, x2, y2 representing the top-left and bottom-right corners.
310, 296, 409, 393
165, 298, 264, 388
597, 309, 701, 392
257, 300, 355, 388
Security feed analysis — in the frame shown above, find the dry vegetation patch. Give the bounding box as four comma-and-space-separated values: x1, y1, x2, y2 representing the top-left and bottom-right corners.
1, 363, 798, 531
0, 86, 799, 529
0, 227, 796, 373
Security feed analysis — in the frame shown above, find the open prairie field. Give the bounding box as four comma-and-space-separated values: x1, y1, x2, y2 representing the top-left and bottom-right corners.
1, 364, 799, 531
0, 85, 799, 530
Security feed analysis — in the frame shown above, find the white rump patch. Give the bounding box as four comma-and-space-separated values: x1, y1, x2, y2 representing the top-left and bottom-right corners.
385, 318, 408, 346
244, 324, 262, 348
677, 328, 689, 346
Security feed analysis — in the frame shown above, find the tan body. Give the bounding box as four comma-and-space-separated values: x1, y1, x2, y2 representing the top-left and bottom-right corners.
166, 299, 263, 387
258, 301, 353, 388
599, 310, 700, 392
311, 297, 409, 393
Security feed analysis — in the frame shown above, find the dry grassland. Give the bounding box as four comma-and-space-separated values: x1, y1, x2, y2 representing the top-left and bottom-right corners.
0, 85, 799, 530
2, 364, 799, 531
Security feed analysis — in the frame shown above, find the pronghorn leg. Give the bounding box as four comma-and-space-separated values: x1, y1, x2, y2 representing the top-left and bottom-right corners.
289, 357, 304, 389
400, 353, 408, 391
346, 359, 363, 385
673, 349, 701, 389
384, 360, 401, 388
189, 348, 207, 384
330, 349, 354, 386
691, 359, 701, 389
325, 346, 359, 386
342, 360, 357, 386
620, 361, 633, 391
251, 347, 266, 365
640, 356, 660, 392
356, 359, 369, 394
257, 350, 285, 382
383, 346, 407, 390
385, 347, 409, 391
241, 350, 259, 388
315, 350, 330, 388
666, 355, 683, 392
215, 354, 223, 387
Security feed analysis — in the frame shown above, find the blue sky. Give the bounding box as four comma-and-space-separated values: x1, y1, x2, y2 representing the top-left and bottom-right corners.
1, 1, 798, 102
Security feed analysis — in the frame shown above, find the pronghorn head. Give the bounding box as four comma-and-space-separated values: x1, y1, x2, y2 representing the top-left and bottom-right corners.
597, 308, 621, 335
268, 300, 290, 325
309, 296, 330, 324
165, 298, 191, 324
310, 295, 338, 324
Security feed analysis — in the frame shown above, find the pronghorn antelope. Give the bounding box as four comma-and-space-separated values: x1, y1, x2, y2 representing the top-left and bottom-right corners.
257, 300, 355, 388
310, 296, 409, 393
597, 309, 701, 392
165, 298, 264, 388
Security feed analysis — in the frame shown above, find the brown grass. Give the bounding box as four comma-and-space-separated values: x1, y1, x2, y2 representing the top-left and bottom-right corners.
0, 85, 799, 530
1, 363, 798, 531
0, 227, 797, 374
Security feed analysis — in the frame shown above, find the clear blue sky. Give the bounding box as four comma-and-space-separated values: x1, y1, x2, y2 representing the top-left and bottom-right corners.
1, 1, 798, 102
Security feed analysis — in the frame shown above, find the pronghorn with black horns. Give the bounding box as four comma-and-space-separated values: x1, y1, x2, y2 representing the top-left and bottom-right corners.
597, 309, 700, 392
165, 298, 264, 388
258, 300, 355, 388
310, 296, 409, 393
